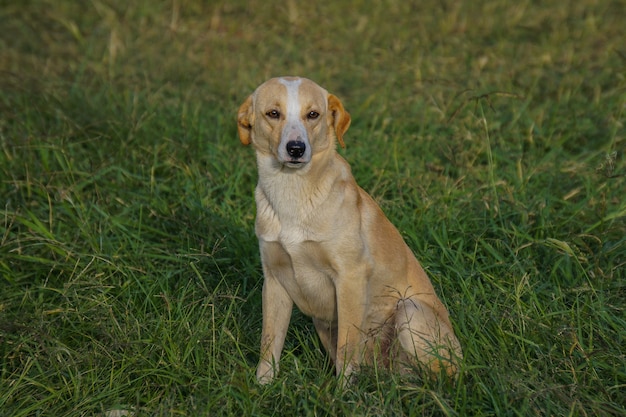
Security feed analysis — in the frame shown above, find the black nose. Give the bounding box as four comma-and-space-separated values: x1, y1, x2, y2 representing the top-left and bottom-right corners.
286, 140, 306, 158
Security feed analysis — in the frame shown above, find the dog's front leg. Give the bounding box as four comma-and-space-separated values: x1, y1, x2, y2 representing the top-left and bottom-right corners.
334, 273, 368, 383
257, 266, 294, 384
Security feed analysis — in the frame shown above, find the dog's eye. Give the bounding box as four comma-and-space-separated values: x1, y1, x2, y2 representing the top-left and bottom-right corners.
266, 110, 280, 119
307, 111, 320, 120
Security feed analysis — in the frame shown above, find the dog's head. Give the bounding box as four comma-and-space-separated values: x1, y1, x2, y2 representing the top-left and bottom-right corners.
237, 77, 351, 169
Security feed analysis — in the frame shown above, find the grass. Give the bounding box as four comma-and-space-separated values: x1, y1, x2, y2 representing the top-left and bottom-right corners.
1, 0, 624, 415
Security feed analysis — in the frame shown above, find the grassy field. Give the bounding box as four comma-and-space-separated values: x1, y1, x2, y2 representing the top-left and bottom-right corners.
1, 0, 624, 415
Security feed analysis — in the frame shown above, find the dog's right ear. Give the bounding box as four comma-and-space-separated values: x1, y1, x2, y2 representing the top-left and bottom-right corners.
237, 95, 254, 146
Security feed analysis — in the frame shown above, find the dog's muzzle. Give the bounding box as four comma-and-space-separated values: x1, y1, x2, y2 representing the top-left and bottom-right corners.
286, 140, 306, 159
279, 126, 311, 167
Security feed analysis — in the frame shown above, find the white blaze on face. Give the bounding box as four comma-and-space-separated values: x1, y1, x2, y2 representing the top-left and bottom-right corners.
279, 78, 301, 125
277, 78, 311, 165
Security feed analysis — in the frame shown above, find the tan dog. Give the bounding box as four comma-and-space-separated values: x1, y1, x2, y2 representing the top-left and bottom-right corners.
238, 77, 462, 384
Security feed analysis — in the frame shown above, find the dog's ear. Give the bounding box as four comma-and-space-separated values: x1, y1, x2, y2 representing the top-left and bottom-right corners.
237, 95, 254, 146
328, 94, 351, 148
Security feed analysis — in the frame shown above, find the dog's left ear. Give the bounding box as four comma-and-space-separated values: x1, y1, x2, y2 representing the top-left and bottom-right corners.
328, 94, 351, 148
237, 95, 254, 146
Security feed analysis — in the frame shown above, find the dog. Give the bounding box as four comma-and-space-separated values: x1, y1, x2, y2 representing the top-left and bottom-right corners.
237, 77, 462, 384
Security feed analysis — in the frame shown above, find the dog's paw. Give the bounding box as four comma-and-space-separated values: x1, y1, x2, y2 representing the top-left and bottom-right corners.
256, 362, 277, 384
337, 362, 359, 388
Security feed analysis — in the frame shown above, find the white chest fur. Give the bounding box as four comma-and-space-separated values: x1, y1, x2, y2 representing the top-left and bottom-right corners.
254, 161, 345, 320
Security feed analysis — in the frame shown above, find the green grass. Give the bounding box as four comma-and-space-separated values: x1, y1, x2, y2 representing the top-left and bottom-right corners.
1, 0, 624, 415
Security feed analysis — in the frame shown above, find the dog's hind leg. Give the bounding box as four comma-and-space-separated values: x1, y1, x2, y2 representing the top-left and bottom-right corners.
395, 298, 462, 376
313, 318, 338, 364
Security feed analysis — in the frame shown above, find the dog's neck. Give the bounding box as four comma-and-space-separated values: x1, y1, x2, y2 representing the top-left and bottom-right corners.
255, 150, 349, 220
